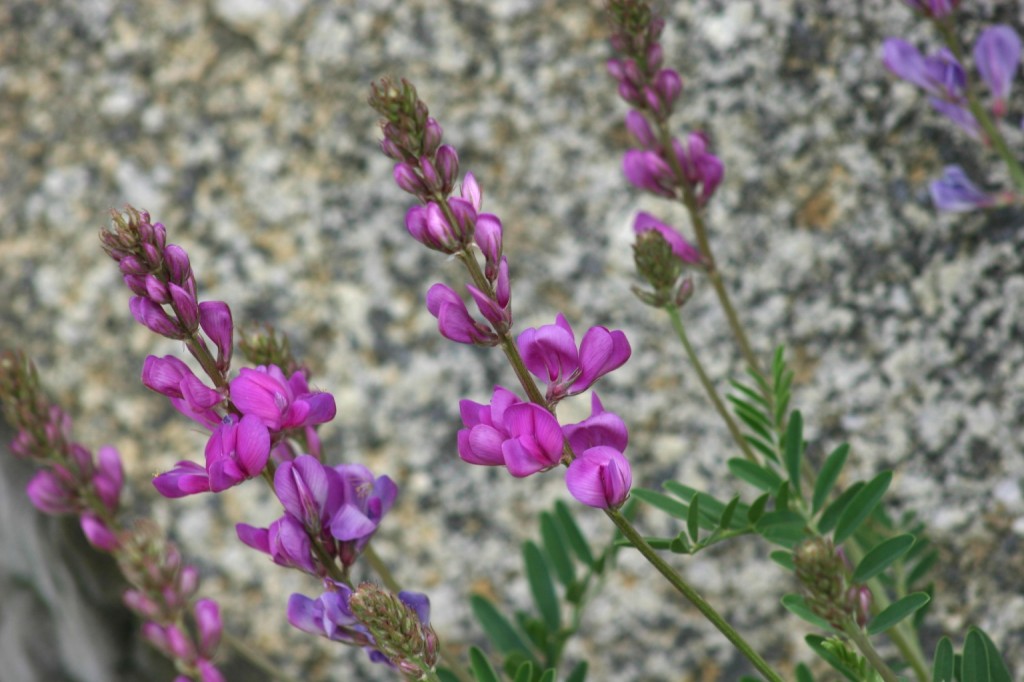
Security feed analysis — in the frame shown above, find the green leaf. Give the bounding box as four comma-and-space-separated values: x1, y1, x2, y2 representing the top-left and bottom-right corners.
538, 669, 557, 682
852, 533, 916, 583
523, 541, 560, 632
747, 493, 770, 524
907, 549, 938, 588
962, 629, 990, 682
805, 635, 861, 682
795, 662, 815, 682
732, 401, 775, 441
539, 512, 574, 588
783, 411, 804, 494
469, 646, 500, 682
687, 494, 701, 543
554, 501, 595, 569
719, 496, 741, 531
565, 660, 588, 682
972, 627, 1012, 682
867, 592, 931, 635
770, 550, 794, 572
932, 637, 954, 682
745, 434, 780, 463
756, 510, 808, 547
470, 595, 535, 660
728, 458, 784, 493
775, 480, 791, 512
834, 471, 893, 544
730, 380, 771, 409
513, 661, 534, 682
812, 443, 849, 514
669, 533, 692, 554
632, 487, 689, 519
781, 594, 833, 630
437, 668, 462, 682
818, 481, 865, 534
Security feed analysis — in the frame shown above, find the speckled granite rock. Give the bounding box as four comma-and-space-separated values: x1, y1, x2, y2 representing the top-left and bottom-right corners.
2, 0, 1022, 680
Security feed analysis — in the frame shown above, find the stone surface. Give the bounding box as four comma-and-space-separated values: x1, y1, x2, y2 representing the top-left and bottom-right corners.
1, 0, 1022, 680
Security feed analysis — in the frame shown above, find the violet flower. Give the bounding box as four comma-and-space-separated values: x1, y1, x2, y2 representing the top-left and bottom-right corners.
288, 580, 375, 646
274, 454, 340, 533
517, 314, 631, 403
230, 365, 336, 433
329, 463, 398, 564
632, 211, 702, 265
237, 514, 317, 574
974, 26, 1021, 117
565, 445, 632, 509
929, 165, 997, 212
498, 402, 565, 477
623, 149, 676, 197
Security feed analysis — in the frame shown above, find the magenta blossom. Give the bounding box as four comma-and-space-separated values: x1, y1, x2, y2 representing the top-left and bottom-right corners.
457, 386, 562, 476
561, 393, 629, 457
426, 283, 499, 346
230, 365, 336, 433
632, 212, 702, 265
565, 446, 632, 509
142, 355, 224, 429
673, 132, 724, 206
517, 314, 631, 403
204, 414, 272, 492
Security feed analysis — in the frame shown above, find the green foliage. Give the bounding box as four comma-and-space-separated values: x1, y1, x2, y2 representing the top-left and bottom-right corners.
469, 502, 615, 680
866, 592, 930, 635
852, 533, 916, 583
469, 646, 500, 682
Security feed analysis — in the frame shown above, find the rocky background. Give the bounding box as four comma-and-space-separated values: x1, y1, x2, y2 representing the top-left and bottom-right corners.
1, 0, 1022, 680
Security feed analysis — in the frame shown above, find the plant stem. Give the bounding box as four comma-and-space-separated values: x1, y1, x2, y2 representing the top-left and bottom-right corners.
222, 631, 302, 682
652, 122, 762, 376
604, 508, 784, 682
843, 621, 902, 682
665, 306, 759, 463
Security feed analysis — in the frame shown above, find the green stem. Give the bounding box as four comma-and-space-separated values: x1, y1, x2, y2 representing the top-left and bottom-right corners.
842, 621, 902, 682
221, 631, 302, 682
665, 306, 758, 463
604, 508, 784, 682
935, 20, 1024, 194
844, 540, 930, 682
651, 121, 762, 376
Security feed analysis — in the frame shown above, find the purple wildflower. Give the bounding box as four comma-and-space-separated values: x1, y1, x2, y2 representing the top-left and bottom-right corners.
517, 314, 631, 403
929, 165, 996, 212
425, 283, 499, 346
902, 0, 960, 18
974, 26, 1021, 117
562, 393, 629, 456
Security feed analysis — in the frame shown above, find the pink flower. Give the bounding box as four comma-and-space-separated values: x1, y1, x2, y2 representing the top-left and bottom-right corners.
632, 212, 702, 265
230, 365, 336, 432
565, 446, 632, 509
517, 314, 631, 403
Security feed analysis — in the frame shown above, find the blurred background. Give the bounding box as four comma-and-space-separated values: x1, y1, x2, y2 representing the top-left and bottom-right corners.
1, 0, 1022, 679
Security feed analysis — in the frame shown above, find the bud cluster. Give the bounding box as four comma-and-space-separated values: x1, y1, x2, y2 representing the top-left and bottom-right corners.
793, 538, 872, 631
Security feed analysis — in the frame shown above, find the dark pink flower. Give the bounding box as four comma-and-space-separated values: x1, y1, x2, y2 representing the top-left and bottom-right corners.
152, 461, 212, 498
204, 414, 271, 492
565, 446, 632, 509
517, 314, 631, 403
426, 283, 499, 346
562, 393, 629, 456
230, 365, 336, 432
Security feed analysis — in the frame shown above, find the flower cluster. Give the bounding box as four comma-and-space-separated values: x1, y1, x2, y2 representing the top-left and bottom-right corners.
0, 352, 225, 681
120, 520, 225, 682
883, 14, 1022, 212
99, 208, 428, 673
237, 455, 397, 573
371, 79, 634, 509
